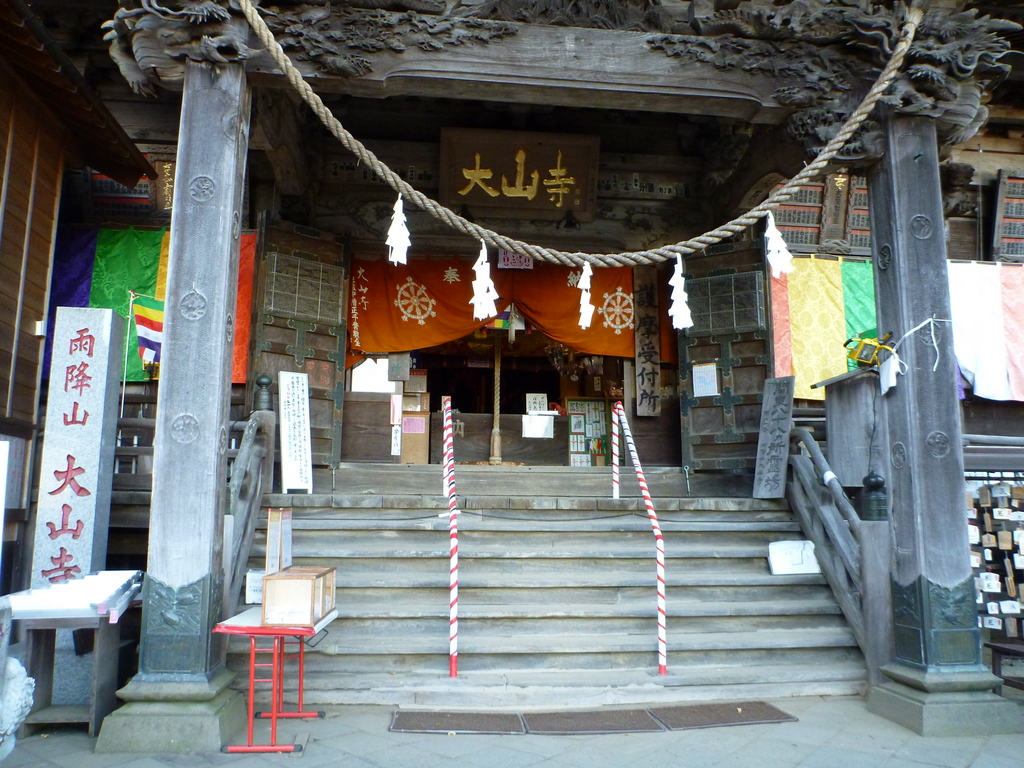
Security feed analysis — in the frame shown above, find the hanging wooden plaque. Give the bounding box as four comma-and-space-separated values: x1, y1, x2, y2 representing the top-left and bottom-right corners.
439, 128, 599, 221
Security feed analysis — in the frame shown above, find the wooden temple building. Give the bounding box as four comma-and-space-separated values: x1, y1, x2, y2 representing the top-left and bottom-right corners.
4, 0, 1024, 750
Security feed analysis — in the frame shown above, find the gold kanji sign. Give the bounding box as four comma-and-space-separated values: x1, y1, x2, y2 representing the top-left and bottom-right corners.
439, 128, 599, 222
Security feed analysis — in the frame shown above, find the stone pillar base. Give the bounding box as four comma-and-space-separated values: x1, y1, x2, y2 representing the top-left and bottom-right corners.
868, 682, 1024, 736
95, 669, 246, 753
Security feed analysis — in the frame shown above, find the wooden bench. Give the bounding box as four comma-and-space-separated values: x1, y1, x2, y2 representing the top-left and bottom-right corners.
984, 641, 1024, 695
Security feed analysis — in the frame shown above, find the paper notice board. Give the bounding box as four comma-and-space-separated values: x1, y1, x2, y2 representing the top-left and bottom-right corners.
566, 397, 611, 467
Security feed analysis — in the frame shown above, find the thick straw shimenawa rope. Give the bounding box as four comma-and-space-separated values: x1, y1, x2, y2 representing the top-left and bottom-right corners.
236, 0, 924, 267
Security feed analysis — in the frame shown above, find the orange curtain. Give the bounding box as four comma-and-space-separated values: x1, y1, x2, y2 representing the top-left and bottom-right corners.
349, 255, 510, 354
350, 255, 679, 361
505, 265, 634, 357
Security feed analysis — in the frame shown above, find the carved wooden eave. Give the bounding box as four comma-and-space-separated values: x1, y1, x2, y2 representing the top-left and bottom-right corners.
247, 22, 800, 125
104, 1, 1022, 165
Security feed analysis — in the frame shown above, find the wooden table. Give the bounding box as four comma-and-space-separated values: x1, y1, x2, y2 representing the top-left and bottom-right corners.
9, 571, 142, 737
984, 641, 1024, 695
213, 607, 337, 753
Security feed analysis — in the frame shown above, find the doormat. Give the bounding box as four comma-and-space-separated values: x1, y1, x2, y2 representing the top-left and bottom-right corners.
522, 709, 663, 735
648, 701, 797, 730
390, 711, 525, 734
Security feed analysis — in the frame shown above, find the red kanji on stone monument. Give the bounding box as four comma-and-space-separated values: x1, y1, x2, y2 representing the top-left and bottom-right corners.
48, 454, 92, 497
68, 327, 95, 357
46, 504, 85, 540
62, 401, 89, 426
40, 547, 82, 583
64, 362, 92, 395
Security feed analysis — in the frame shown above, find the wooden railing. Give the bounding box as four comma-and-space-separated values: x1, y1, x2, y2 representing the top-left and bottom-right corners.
222, 410, 276, 617
112, 392, 276, 618
787, 427, 892, 685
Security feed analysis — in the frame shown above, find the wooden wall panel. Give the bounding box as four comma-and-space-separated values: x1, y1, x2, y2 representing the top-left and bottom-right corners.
0, 75, 65, 424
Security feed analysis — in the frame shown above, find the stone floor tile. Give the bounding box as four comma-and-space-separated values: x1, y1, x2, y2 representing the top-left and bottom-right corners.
890, 743, 981, 768
796, 744, 891, 768
713, 737, 817, 768
457, 743, 559, 768
414, 732, 526, 759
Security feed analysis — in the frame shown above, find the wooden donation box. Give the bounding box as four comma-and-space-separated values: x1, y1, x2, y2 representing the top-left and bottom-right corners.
262, 566, 336, 627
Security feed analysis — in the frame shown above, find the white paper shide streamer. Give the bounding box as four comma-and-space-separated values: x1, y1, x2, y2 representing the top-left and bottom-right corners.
470, 240, 499, 320
668, 255, 693, 330
386, 195, 411, 265
764, 211, 795, 279
578, 263, 595, 329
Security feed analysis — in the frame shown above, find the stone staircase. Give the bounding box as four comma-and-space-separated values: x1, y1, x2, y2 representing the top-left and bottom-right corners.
235, 464, 865, 708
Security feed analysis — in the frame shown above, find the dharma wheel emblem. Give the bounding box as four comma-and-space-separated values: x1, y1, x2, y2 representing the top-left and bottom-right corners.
394, 277, 437, 325
598, 286, 635, 335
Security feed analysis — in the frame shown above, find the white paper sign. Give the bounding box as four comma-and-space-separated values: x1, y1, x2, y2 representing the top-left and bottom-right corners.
767, 541, 820, 575
967, 524, 980, 544
526, 393, 548, 414
522, 414, 554, 439
279, 372, 314, 493
692, 363, 719, 398
983, 616, 1004, 630
1000, 600, 1021, 614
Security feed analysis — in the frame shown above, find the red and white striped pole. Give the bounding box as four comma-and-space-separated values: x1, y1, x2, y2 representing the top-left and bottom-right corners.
611, 406, 620, 500
613, 401, 667, 675
442, 396, 460, 677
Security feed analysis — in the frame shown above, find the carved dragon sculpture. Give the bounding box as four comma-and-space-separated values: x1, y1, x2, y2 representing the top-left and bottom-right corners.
650, 0, 1020, 162
104, 0, 512, 91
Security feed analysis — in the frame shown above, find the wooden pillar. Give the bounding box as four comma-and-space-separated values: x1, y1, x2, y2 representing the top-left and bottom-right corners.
96, 58, 251, 753
864, 111, 1022, 735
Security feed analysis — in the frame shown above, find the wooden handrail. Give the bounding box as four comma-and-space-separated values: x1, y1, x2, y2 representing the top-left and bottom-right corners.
786, 427, 893, 686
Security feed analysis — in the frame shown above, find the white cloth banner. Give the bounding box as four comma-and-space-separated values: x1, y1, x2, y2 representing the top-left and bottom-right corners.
947, 262, 1012, 401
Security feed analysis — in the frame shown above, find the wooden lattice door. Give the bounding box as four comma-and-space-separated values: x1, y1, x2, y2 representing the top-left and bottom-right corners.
677, 244, 771, 471
251, 223, 347, 468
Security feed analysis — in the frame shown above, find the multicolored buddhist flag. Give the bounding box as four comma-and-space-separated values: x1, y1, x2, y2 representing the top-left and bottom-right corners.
771, 255, 876, 400
131, 293, 164, 363
47, 226, 257, 382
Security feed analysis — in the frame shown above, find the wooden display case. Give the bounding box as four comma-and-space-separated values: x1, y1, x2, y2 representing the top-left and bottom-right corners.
261, 565, 337, 627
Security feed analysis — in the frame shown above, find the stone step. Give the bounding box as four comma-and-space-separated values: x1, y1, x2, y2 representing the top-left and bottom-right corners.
265, 531, 801, 560
301, 464, 708, 498
311, 625, 858, 657
263, 492, 790, 511
279, 515, 802, 533
276, 660, 867, 708
235, 470, 863, 707
325, 597, 843, 620
284, 644, 865, 676
330, 583, 837, 607
283, 556, 828, 587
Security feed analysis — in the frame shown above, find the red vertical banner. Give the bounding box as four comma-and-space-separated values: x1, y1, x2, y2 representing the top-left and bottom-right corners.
233, 233, 257, 383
